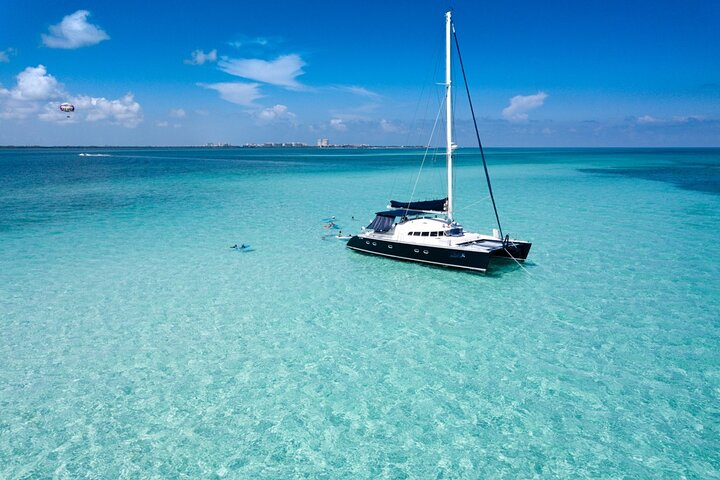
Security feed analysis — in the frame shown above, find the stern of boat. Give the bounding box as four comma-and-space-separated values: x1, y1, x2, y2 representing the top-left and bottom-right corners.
490, 239, 532, 260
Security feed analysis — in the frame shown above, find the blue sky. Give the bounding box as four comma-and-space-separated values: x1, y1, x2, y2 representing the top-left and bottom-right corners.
1, 0, 718, 146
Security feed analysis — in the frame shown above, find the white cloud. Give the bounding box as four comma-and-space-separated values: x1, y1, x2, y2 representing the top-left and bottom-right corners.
0, 65, 65, 118
184, 49, 217, 65
330, 118, 347, 131
0, 48, 16, 63
8, 65, 64, 101
169, 108, 186, 118
258, 104, 289, 120
256, 104, 296, 123
0, 64, 141, 126
78, 93, 141, 126
0, 102, 38, 120
199, 82, 262, 106
42, 10, 110, 49
157, 121, 169, 127
502, 91, 548, 122
380, 119, 400, 133
39, 93, 142, 127
218, 54, 306, 89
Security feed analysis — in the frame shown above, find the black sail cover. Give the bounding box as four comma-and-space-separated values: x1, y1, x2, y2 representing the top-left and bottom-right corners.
390, 198, 447, 211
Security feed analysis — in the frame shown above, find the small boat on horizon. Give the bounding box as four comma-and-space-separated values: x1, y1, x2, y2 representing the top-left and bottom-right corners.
347, 10, 531, 273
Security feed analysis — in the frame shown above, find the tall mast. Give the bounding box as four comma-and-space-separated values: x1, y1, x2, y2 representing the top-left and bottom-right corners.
445, 10, 454, 222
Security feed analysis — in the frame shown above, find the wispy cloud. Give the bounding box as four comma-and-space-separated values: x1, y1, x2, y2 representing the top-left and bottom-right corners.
169, 108, 186, 118
198, 82, 262, 106
636, 115, 660, 124
633, 114, 707, 125
228, 36, 274, 49
673, 115, 706, 123
184, 49, 217, 65
41, 10, 109, 49
0, 48, 16, 63
218, 54, 306, 89
502, 91, 548, 122
332, 85, 380, 98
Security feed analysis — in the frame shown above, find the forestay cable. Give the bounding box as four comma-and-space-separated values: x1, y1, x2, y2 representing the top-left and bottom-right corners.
452, 21, 504, 239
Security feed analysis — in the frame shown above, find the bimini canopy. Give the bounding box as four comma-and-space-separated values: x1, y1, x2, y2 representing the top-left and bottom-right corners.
367, 214, 394, 232
366, 209, 430, 232
390, 198, 447, 212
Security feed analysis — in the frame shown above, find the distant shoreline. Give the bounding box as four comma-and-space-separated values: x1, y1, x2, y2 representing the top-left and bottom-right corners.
1, 145, 717, 150
0, 144, 427, 149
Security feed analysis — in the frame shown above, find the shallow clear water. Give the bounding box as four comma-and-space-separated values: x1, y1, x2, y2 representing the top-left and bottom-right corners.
1, 147, 719, 478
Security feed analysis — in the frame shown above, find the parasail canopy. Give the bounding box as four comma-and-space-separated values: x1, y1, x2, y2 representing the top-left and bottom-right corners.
59, 103, 75, 113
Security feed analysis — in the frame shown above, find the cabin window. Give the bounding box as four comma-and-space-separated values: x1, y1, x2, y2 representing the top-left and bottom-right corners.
430, 232, 437, 237
423, 250, 429, 254
421, 232, 429, 237
414, 248, 420, 253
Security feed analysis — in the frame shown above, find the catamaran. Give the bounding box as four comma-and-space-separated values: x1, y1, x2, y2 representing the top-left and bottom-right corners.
347, 10, 531, 273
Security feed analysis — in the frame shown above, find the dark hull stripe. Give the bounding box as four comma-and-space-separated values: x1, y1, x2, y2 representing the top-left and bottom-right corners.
347, 245, 488, 272
347, 236, 494, 272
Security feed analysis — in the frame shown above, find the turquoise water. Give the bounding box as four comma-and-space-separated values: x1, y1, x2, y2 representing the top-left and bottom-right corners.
1, 147, 719, 478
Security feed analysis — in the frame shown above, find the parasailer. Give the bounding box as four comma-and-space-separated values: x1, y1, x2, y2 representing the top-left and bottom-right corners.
59, 102, 74, 118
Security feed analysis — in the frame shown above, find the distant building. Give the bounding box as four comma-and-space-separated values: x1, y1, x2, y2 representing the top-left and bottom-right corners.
317, 138, 329, 147
241, 142, 308, 148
